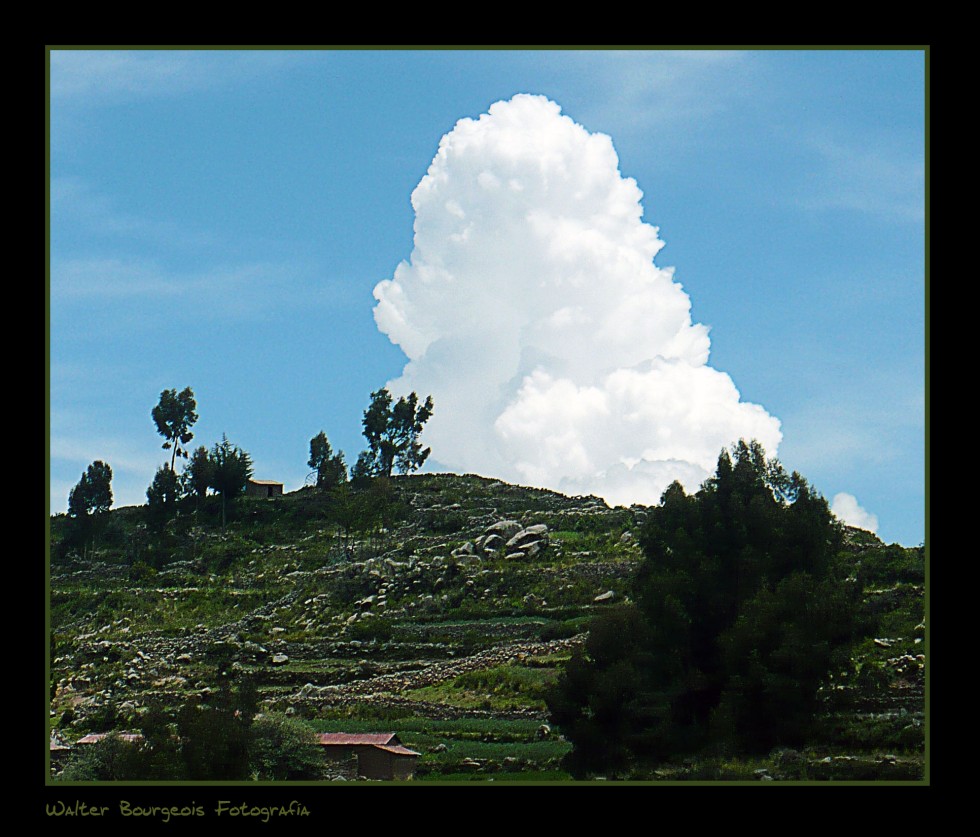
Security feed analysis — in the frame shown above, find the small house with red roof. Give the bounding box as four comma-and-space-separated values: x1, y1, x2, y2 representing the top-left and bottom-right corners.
316, 733, 420, 780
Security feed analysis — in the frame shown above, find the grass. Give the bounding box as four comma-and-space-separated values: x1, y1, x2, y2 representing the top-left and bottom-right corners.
51, 579, 286, 636
404, 662, 560, 712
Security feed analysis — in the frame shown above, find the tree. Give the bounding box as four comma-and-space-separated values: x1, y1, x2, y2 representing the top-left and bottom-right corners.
176, 675, 257, 780
249, 714, 327, 780
68, 460, 113, 518
146, 464, 181, 529
152, 387, 198, 470
324, 475, 407, 560
183, 445, 215, 506
350, 450, 377, 484
360, 388, 434, 478
308, 431, 347, 488
546, 604, 660, 778
546, 440, 862, 776
326, 483, 375, 558
208, 434, 253, 527
58, 733, 154, 781
66, 460, 113, 556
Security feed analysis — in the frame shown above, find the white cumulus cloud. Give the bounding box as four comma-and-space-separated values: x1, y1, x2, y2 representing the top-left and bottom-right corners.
831, 493, 879, 534
373, 94, 782, 506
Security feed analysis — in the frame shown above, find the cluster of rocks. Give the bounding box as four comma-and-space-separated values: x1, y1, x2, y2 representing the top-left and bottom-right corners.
887, 652, 926, 682
452, 520, 550, 561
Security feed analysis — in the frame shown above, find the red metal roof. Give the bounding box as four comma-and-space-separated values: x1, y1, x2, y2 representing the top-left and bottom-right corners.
375, 744, 421, 757
315, 733, 420, 757
316, 733, 398, 746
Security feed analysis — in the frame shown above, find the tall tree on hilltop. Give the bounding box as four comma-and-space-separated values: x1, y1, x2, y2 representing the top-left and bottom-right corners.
360, 388, 434, 478
152, 387, 199, 470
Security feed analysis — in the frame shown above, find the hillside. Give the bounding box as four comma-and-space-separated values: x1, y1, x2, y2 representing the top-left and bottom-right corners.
48, 473, 925, 781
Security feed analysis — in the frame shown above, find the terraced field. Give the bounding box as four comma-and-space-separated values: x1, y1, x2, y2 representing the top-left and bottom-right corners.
48, 473, 925, 781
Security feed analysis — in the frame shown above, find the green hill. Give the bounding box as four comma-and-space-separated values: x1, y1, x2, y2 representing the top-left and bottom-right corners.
48, 473, 925, 781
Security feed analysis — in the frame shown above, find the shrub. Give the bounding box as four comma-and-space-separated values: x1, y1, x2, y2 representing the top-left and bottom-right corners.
249, 714, 327, 780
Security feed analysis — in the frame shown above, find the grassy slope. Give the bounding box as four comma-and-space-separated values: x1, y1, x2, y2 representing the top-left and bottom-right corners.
48, 473, 925, 781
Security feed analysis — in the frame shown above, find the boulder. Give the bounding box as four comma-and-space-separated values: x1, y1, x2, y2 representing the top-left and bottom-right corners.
521, 540, 546, 558
485, 520, 522, 539
481, 534, 505, 554
505, 524, 549, 550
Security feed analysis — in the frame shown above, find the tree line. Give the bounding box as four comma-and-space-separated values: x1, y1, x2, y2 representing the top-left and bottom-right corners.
62, 385, 433, 551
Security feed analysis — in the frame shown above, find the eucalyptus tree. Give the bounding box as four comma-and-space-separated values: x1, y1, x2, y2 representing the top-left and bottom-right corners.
360, 388, 434, 478
152, 387, 198, 470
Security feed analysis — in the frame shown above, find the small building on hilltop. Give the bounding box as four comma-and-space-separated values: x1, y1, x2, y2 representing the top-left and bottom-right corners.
316, 733, 420, 780
247, 479, 284, 499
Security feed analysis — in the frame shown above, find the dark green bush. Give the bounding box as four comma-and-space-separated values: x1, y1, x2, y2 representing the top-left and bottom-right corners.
249, 714, 327, 780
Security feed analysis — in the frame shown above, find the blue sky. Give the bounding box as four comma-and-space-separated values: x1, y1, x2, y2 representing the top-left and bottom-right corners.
48, 48, 926, 546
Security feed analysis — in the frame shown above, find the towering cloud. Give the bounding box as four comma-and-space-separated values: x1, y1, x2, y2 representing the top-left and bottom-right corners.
373, 94, 781, 506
